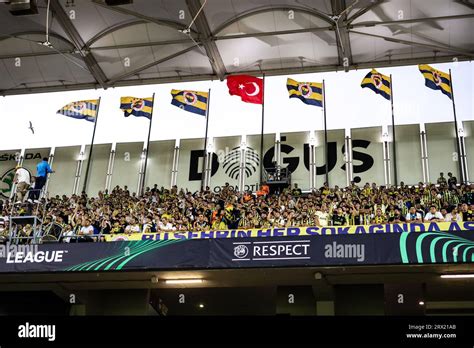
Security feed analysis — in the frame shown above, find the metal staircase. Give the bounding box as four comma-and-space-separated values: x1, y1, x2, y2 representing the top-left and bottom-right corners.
8, 185, 48, 245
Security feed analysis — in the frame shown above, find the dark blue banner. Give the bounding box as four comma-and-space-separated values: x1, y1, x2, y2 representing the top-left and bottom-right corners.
1, 231, 474, 273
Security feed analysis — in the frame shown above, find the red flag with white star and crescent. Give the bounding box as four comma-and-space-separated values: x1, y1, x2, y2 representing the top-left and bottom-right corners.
226, 74, 263, 104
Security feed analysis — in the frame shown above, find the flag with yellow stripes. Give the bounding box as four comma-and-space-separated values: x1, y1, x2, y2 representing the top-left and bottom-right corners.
120, 97, 154, 119
286, 78, 323, 107
57, 99, 99, 122
418, 64, 452, 99
361, 69, 391, 100
171, 89, 208, 116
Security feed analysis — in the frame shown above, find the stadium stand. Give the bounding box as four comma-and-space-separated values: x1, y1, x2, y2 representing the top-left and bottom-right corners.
1, 182, 472, 244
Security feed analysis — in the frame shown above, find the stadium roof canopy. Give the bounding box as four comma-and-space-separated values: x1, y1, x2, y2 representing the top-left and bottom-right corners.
0, 0, 473, 96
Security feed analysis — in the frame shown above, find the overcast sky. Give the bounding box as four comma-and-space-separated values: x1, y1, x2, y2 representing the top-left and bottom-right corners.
0, 61, 472, 151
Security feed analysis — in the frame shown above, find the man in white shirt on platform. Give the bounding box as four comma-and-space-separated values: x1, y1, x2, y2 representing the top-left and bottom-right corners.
13, 165, 31, 204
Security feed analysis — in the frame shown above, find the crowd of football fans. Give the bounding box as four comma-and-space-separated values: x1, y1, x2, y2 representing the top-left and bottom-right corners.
0, 173, 473, 243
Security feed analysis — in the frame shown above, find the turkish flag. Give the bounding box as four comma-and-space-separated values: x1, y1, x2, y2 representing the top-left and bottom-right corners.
226, 74, 263, 104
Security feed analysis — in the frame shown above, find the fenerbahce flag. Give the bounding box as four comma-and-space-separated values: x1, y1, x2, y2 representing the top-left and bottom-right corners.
171, 90, 209, 116
361, 69, 391, 100
286, 78, 323, 107
57, 99, 99, 122
227, 74, 263, 104
120, 97, 153, 119
418, 64, 452, 99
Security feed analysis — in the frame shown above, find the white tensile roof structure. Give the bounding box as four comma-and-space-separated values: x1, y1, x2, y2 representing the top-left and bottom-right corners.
0, 0, 473, 96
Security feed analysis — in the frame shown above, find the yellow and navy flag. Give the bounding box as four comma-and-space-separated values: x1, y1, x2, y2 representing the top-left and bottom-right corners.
361, 69, 391, 100
120, 97, 153, 119
418, 64, 452, 99
171, 89, 208, 116
57, 99, 99, 122
286, 78, 323, 107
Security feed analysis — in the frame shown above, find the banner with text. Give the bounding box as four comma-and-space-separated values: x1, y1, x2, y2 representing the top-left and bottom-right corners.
104, 221, 474, 242
2, 230, 474, 272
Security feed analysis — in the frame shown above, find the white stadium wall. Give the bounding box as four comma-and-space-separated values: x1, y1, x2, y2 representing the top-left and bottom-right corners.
319, 129, 347, 188
245, 133, 276, 192
144, 140, 175, 190
211, 135, 242, 191
23, 147, 50, 174
48, 146, 81, 197
79, 144, 111, 197
176, 138, 207, 193
464, 121, 474, 183
350, 127, 384, 185
425, 122, 458, 181
393, 124, 423, 185
0, 121, 472, 198
110, 142, 143, 192
280, 131, 311, 190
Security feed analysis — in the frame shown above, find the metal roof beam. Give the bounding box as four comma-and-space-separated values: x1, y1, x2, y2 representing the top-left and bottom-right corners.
91, 0, 195, 34
5, 11, 473, 59
350, 30, 474, 58
455, 0, 474, 10
50, 0, 108, 88
225, 55, 472, 76
213, 13, 474, 40
215, 26, 333, 40
3, 55, 470, 97
1, 73, 217, 96
92, 38, 196, 51
352, 13, 474, 27
212, 5, 333, 35
0, 39, 197, 59
185, 0, 226, 80
107, 45, 199, 84
347, 0, 384, 24
86, 19, 146, 47
0, 50, 75, 60
0, 31, 75, 45
0, 39, 201, 59
331, 0, 353, 72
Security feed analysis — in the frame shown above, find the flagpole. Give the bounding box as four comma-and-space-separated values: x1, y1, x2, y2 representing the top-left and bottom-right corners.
390, 74, 398, 186
82, 97, 101, 194
141, 92, 155, 196
201, 88, 211, 190
449, 69, 464, 184
259, 73, 266, 185
322, 79, 329, 186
